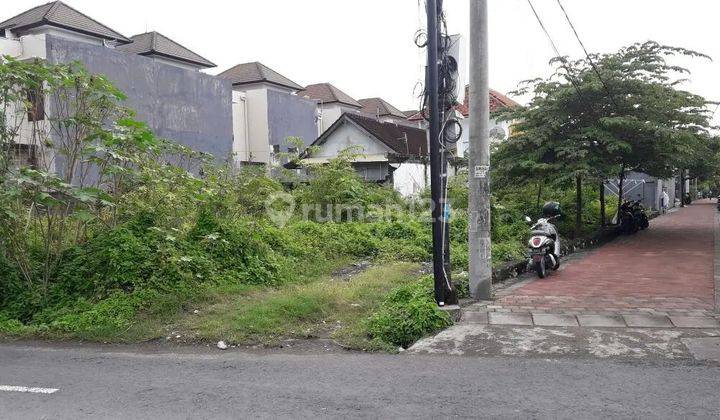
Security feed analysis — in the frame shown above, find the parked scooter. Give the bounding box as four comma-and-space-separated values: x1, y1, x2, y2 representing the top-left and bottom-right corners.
684, 192, 692, 205
618, 200, 638, 234
525, 202, 562, 278
630, 200, 649, 230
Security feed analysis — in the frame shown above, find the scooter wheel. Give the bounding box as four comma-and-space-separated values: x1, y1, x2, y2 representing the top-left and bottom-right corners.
535, 258, 547, 278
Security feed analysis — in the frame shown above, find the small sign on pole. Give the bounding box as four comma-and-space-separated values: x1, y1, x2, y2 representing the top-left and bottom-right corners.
473, 165, 489, 178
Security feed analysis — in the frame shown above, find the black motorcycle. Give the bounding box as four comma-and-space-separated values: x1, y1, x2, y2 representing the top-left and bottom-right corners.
631, 200, 649, 230
618, 200, 637, 234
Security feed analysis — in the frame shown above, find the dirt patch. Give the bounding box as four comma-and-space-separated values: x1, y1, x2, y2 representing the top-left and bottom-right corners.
331, 260, 372, 281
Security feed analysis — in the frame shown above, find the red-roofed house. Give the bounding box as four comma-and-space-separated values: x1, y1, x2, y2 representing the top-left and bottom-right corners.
408, 85, 521, 158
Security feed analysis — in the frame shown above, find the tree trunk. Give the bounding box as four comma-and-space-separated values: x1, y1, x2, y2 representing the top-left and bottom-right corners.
680, 169, 686, 208
617, 167, 626, 220
599, 179, 606, 228
575, 173, 582, 238
536, 182, 543, 210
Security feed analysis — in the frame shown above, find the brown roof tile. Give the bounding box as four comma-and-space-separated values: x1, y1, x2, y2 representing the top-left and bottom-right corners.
118, 31, 215, 68
408, 87, 520, 120
358, 97, 407, 119
460, 85, 521, 115
297, 83, 362, 108
0, 1, 130, 43
344, 113, 428, 157
217, 62, 303, 91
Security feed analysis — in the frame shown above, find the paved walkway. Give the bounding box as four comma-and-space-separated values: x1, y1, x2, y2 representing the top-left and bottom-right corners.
475, 199, 719, 329
411, 202, 720, 360
499, 200, 716, 312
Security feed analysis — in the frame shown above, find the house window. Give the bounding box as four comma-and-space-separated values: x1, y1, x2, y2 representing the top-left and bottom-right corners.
9, 144, 38, 169
27, 86, 45, 122
272, 145, 281, 154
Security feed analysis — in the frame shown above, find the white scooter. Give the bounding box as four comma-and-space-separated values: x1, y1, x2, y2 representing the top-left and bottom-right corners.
525, 202, 562, 278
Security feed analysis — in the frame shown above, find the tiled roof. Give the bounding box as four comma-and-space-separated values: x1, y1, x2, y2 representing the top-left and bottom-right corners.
297, 83, 361, 108
460, 85, 521, 116
403, 109, 419, 117
489, 89, 520, 112
407, 110, 425, 122
217, 62, 303, 91
358, 97, 407, 119
343, 113, 428, 157
407, 87, 520, 120
0, 1, 130, 43
118, 31, 215, 68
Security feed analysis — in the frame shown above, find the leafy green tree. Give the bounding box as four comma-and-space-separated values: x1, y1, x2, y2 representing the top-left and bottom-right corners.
495, 41, 714, 232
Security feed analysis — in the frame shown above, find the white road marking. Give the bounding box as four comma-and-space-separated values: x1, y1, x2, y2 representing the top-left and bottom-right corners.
0, 385, 59, 394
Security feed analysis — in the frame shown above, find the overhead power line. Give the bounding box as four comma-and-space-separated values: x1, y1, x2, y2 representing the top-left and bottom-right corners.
555, 0, 620, 112
526, 0, 563, 60
525, 0, 587, 105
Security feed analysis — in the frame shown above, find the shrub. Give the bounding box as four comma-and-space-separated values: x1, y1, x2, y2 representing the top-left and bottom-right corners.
0, 313, 26, 335
367, 276, 451, 348
37, 293, 141, 337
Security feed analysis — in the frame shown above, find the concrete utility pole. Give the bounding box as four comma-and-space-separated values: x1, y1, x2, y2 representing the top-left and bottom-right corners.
468, 0, 492, 299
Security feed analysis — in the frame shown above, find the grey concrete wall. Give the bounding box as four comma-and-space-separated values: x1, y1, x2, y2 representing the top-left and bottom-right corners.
266, 89, 317, 151
45, 35, 233, 161
605, 171, 676, 211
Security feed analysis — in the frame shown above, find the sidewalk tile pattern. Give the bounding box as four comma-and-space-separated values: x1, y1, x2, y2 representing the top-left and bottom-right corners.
497, 202, 716, 312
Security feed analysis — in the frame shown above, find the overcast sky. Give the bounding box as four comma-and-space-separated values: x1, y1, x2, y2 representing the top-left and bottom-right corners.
6, 0, 720, 125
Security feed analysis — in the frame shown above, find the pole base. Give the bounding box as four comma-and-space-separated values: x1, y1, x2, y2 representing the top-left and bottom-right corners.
438, 304, 462, 322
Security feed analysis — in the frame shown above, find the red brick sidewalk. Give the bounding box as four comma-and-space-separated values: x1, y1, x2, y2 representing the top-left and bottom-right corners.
497, 200, 717, 313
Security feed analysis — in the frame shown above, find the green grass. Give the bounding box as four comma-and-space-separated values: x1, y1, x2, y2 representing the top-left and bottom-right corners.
176, 261, 422, 351
0, 257, 427, 352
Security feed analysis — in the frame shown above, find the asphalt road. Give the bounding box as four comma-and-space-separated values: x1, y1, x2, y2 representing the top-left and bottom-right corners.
0, 342, 718, 419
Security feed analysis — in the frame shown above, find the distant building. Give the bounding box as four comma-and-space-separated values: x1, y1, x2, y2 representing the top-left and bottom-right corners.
407, 86, 520, 158
357, 97, 410, 124
217, 62, 318, 165
296, 82, 363, 135
303, 113, 431, 196
605, 172, 677, 212
0, 0, 233, 179
117, 31, 216, 71
402, 109, 420, 118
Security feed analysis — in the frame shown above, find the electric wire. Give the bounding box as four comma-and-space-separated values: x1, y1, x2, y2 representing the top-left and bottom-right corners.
526, 0, 588, 106
555, 0, 621, 112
